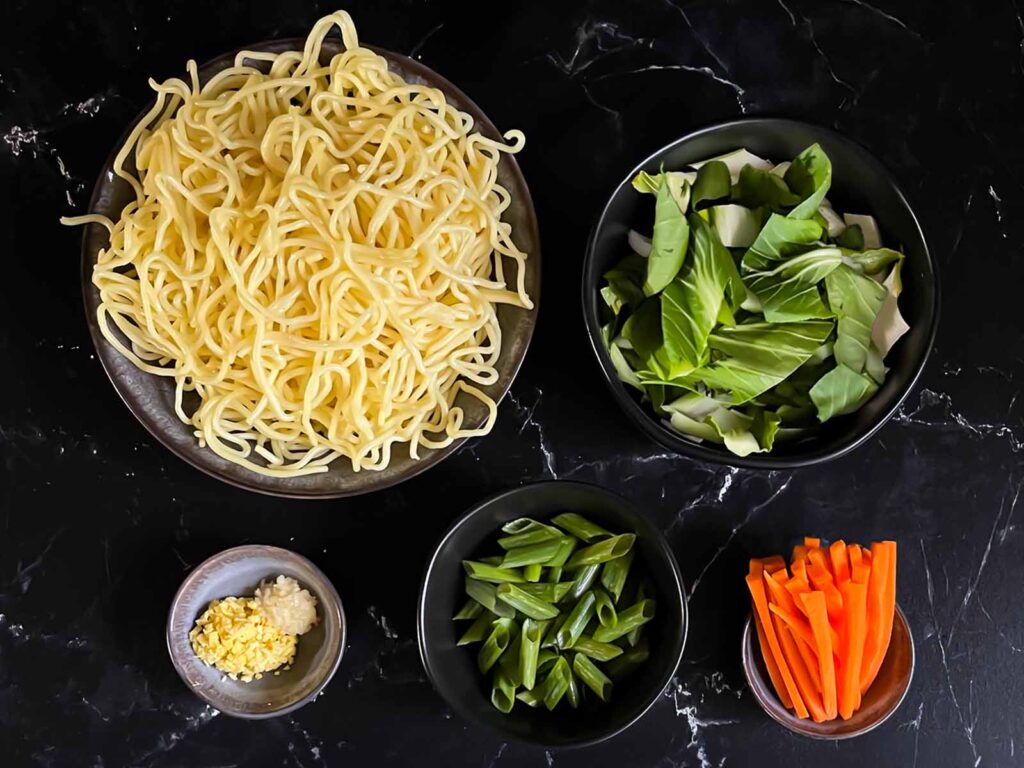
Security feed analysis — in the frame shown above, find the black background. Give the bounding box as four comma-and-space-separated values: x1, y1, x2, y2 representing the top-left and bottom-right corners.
1, 1, 1022, 766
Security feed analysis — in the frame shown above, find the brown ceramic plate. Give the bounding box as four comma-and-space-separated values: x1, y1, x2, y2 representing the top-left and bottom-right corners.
741, 605, 914, 738
77, 39, 540, 498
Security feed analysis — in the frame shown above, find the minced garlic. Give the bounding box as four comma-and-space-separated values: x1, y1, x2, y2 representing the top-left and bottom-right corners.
255, 575, 318, 636
189, 596, 297, 682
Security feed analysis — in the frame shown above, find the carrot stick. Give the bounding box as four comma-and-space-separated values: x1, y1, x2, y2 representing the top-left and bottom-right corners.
754, 607, 792, 708
768, 597, 817, 650
761, 555, 788, 575
829, 540, 850, 584
794, 634, 823, 693
791, 558, 809, 584
804, 536, 821, 549
848, 544, 870, 584
774, 618, 829, 722
860, 541, 897, 693
750, 559, 763, 578
747, 573, 808, 718
800, 591, 838, 720
807, 562, 844, 623
807, 548, 828, 571
858, 542, 888, 692
769, 603, 824, 691
792, 544, 807, 562
838, 580, 868, 719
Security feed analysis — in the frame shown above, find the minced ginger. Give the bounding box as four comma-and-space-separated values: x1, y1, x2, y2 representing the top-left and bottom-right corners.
189, 576, 317, 682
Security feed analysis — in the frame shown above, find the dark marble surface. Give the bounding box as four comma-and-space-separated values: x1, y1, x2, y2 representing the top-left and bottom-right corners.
1, 0, 1022, 766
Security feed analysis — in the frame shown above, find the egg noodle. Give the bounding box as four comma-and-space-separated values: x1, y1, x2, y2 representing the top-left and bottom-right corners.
63, 11, 532, 477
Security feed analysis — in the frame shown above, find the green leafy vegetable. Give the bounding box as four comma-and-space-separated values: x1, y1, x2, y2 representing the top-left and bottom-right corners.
644, 175, 691, 296
599, 143, 910, 455
660, 213, 738, 369
602, 253, 646, 311
810, 364, 879, 421
733, 164, 800, 210
745, 246, 843, 322
835, 223, 864, 250
696, 320, 835, 404
825, 264, 887, 373
784, 143, 832, 220
691, 160, 731, 209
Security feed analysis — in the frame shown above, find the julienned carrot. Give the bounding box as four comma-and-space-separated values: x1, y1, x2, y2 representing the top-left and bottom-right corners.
746, 573, 809, 718
752, 555, 787, 575
767, 602, 823, 691
773, 618, 828, 722
838, 580, 867, 719
767, 594, 816, 650
807, 547, 828, 571
800, 591, 838, 720
860, 541, 897, 693
772, 595, 842, 654
807, 562, 843, 623
829, 540, 850, 584
848, 544, 870, 584
791, 558, 809, 585
749, 538, 898, 722
753, 608, 792, 708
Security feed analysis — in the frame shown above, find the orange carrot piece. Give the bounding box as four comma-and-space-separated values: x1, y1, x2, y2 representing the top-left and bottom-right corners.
774, 619, 829, 722
761, 555, 788, 574
750, 559, 764, 578
861, 541, 897, 694
807, 547, 828, 570
807, 562, 844, 623
794, 634, 823, 693
838, 580, 868, 719
754, 607, 792, 708
829, 540, 850, 584
792, 557, 808, 581
800, 591, 838, 720
747, 573, 808, 718
862, 549, 873, 567
848, 544, 870, 584
792, 544, 807, 562
770, 606, 823, 696
769, 603, 818, 657
804, 536, 821, 549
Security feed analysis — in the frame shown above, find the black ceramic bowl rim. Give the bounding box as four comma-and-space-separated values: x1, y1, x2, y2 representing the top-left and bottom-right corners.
415, 480, 689, 748
76, 39, 541, 499
581, 117, 940, 469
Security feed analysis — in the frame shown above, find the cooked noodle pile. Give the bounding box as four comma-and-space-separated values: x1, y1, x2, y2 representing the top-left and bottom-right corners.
63, 11, 531, 477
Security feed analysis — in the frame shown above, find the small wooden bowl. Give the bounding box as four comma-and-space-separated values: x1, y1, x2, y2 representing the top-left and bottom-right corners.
741, 605, 914, 738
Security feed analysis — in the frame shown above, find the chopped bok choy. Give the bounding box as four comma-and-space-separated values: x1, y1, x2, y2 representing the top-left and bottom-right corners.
599, 144, 910, 456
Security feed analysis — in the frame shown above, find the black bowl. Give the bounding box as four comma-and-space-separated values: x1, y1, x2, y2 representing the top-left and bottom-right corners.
416, 481, 687, 748
582, 118, 939, 469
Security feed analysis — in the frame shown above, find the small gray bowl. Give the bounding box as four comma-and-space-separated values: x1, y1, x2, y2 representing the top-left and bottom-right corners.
167, 545, 345, 718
